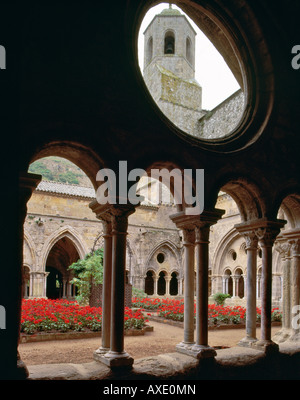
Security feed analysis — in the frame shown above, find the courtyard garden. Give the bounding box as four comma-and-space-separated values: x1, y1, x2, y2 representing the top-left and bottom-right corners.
132, 297, 282, 326
21, 297, 282, 335
21, 298, 148, 335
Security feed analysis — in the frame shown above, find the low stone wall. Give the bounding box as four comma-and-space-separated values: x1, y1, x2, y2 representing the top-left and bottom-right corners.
20, 325, 153, 343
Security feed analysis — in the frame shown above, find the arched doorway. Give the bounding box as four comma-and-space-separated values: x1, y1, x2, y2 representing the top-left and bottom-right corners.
46, 266, 63, 299
46, 236, 80, 299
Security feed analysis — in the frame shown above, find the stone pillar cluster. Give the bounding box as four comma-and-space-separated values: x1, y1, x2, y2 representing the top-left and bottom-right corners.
235, 218, 287, 353
274, 231, 300, 343
170, 209, 225, 359
90, 200, 136, 368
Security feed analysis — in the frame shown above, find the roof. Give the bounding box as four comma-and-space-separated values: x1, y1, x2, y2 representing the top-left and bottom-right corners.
35, 181, 96, 199
35, 180, 173, 207
160, 7, 182, 16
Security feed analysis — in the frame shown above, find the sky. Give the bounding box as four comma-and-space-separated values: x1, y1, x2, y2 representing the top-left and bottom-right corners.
138, 3, 240, 110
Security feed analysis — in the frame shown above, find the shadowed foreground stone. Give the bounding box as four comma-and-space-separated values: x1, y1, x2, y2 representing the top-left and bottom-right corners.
27, 344, 300, 380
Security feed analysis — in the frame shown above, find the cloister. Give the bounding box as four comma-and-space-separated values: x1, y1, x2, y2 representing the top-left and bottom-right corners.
0, 0, 299, 380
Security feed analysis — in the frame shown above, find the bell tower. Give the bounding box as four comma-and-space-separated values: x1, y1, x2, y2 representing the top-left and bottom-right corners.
143, 4, 204, 134
143, 4, 197, 80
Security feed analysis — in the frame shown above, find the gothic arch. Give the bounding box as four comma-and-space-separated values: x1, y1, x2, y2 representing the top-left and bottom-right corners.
28, 141, 106, 191
40, 226, 88, 272
23, 230, 37, 270
212, 228, 241, 276
145, 239, 181, 271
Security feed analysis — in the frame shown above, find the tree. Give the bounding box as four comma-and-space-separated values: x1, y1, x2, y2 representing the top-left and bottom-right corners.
68, 249, 104, 305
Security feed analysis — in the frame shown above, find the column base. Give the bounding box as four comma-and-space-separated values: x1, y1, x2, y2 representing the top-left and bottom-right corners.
94, 346, 110, 355
238, 336, 258, 348
176, 343, 216, 359
93, 350, 134, 368
252, 340, 279, 354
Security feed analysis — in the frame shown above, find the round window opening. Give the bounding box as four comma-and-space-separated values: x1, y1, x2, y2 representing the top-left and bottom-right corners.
138, 3, 246, 142
157, 253, 165, 263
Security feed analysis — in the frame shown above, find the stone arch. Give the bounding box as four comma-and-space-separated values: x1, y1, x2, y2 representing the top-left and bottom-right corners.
22, 264, 31, 298
212, 228, 241, 276
170, 270, 179, 295
141, 160, 197, 214
234, 267, 244, 298
145, 239, 181, 272
279, 193, 300, 230
224, 268, 233, 296
28, 141, 106, 191
40, 226, 88, 273
136, 0, 275, 153
145, 269, 155, 295
219, 177, 266, 222
126, 239, 137, 285
157, 269, 167, 295
23, 230, 37, 270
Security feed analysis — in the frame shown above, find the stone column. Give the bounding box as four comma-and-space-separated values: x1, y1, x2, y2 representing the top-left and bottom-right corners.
273, 240, 292, 342
154, 275, 158, 296
4, 172, 41, 379
62, 279, 67, 298
238, 230, 258, 347
289, 238, 300, 339
29, 272, 34, 297
222, 276, 226, 294
100, 205, 135, 367
170, 209, 224, 359
94, 218, 112, 354
176, 228, 195, 351
191, 224, 215, 357
165, 276, 171, 296
192, 211, 225, 358
254, 220, 285, 353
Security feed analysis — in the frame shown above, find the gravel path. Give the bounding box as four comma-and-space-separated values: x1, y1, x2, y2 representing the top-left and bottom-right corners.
19, 320, 281, 366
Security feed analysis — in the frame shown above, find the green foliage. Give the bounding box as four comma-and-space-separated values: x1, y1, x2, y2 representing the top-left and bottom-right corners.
213, 292, 231, 305
132, 287, 148, 298
68, 249, 104, 305
28, 156, 89, 186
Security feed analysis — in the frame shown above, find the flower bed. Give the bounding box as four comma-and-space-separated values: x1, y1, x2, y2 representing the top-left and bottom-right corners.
132, 297, 282, 326
21, 299, 148, 335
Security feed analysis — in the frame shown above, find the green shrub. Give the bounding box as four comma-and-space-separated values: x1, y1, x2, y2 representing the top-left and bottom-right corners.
213, 292, 231, 305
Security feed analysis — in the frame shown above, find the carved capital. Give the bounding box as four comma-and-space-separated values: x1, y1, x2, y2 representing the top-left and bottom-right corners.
243, 231, 258, 250
255, 226, 281, 248
195, 225, 210, 244
289, 238, 300, 257
110, 205, 135, 234
182, 228, 195, 246
274, 241, 291, 259
101, 220, 112, 236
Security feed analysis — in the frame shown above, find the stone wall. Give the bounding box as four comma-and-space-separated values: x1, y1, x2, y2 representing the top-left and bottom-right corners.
196, 90, 245, 139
